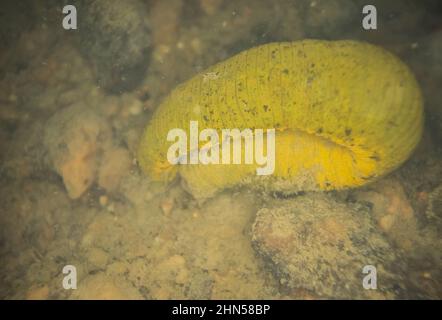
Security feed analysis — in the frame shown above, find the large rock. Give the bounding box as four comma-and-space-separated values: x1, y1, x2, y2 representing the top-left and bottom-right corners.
44, 103, 112, 199
75, 0, 152, 93
252, 193, 407, 299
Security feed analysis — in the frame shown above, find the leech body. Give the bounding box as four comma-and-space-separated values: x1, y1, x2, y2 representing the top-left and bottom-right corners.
138, 40, 423, 199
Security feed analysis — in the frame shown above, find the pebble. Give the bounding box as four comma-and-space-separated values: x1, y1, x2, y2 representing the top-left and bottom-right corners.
26, 285, 49, 300
160, 198, 175, 216
99, 195, 108, 207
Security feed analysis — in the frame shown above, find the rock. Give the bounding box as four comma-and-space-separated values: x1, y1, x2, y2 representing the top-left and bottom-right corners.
150, 0, 183, 47
44, 103, 112, 199
160, 198, 175, 217
161, 255, 189, 285
423, 184, 442, 237
75, 0, 152, 93
252, 193, 406, 299
99, 195, 108, 207
119, 171, 164, 208
71, 273, 143, 299
426, 184, 442, 221
199, 0, 223, 15
0, 181, 71, 256
98, 147, 132, 193
0, 120, 48, 182
87, 247, 109, 270
107, 261, 128, 276
355, 178, 419, 250
26, 285, 49, 300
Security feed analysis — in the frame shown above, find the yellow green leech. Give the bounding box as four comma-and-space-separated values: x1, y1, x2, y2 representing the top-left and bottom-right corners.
138, 40, 424, 199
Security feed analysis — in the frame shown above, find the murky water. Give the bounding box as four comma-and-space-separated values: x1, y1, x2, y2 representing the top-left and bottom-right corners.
0, 0, 441, 299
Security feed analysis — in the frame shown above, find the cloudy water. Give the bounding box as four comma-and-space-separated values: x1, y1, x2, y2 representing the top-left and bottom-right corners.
0, 0, 441, 299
